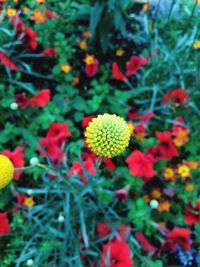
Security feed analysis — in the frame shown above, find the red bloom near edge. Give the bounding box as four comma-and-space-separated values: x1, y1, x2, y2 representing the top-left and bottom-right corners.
162, 88, 189, 106
0, 51, 19, 71
0, 212, 11, 235
1, 147, 24, 180
184, 201, 200, 225
156, 131, 178, 160
167, 227, 191, 251
29, 89, 51, 108
100, 239, 134, 267
112, 62, 127, 81
126, 56, 147, 76
85, 58, 99, 77
126, 150, 156, 182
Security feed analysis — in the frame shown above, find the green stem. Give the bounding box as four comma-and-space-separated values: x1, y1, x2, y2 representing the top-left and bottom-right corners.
96, 156, 102, 169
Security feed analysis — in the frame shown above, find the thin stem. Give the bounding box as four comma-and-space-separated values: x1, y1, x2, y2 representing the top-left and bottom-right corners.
96, 156, 102, 169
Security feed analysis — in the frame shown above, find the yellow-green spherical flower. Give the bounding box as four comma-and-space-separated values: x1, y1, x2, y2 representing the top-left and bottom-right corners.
0, 155, 14, 189
85, 114, 132, 158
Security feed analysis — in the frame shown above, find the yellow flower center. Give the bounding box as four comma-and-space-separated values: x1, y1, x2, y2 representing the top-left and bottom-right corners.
85, 114, 131, 158
84, 55, 94, 65
23, 197, 36, 208
0, 155, 14, 189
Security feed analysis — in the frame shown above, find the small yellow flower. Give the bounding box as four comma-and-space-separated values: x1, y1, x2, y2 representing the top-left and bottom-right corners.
72, 77, 79, 86
163, 167, 176, 181
116, 49, 125, 57
22, 6, 30, 13
85, 114, 131, 158
193, 41, 200, 49
143, 4, 150, 12
79, 40, 87, 50
0, 155, 14, 189
23, 197, 35, 208
84, 55, 94, 65
185, 183, 195, 192
31, 9, 46, 23
60, 64, 71, 74
178, 164, 191, 180
36, 0, 46, 3
196, 0, 200, 5
151, 189, 161, 199
158, 201, 171, 212
13, 0, 19, 3
7, 8, 17, 17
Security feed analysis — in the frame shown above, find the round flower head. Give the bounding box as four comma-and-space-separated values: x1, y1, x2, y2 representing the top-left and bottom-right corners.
0, 155, 14, 189
85, 114, 132, 158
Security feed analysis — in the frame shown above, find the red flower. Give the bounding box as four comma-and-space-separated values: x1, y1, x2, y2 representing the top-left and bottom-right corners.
184, 201, 200, 225
69, 158, 96, 183
29, 89, 51, 108
97, 223, 112, 239
0, 51, 19, 71
23, 26, 38, 50
135, 231, 157, 253
46, 122, 71, 145
41, 47, 59, 57
39, 137, 65, 163
162, 88, 189, 106
139, 111, 154, 123
45, 10, 59, 19
82, 116, 94, 128
126, 150, 156, 182
15, 93, 29, 108
112, 62, 127, 81
115, 186, 129, 202
156, 132, 178, 160
1, 147, 24, 180
145, 145, 164, 163
126, 56, 147, 76
127, 107, 138, 120
102, 157, 116, 171
167, 227, 191, 251
85, 58, 99, 77
0, 212, 11, 235
100, 239, 134, 267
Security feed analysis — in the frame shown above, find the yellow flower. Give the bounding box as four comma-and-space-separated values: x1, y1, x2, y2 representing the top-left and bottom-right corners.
36, 0, 46, 3
23, 197, 35, 208
84, 55, 94, 65
143, 4, 150, 12
85, 114, 131, 158
193, 41, 200, 49
116, 49, 125, 57
0, 155, 14, 189
196, 0, 200, 5
178, 164, 191, 180
79, 40, 87, 50
185, 183, 194, 192
13, 0, 19, 3
163, 167, 176, 181
22, 6, 30, 13
7, 8, 17, 17
31, 9, 46, 23
158, 201, 171, 212
151, 189, 161, 199
60, 64, 71, 74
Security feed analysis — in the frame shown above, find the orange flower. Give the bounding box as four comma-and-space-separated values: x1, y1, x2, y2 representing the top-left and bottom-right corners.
143, 194, 150, 202
163, 167, 176, 182
72, 77, 79, 86
185, 183, 195, 192
23, 197, 35, 208
151, 189, 161, 199
79, 40, 87, 50
187, 160, 199, 170
31, 9, 47, 23
158, 201, 171, 212
173, 128, 189, 147
83, 31, 91, 38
